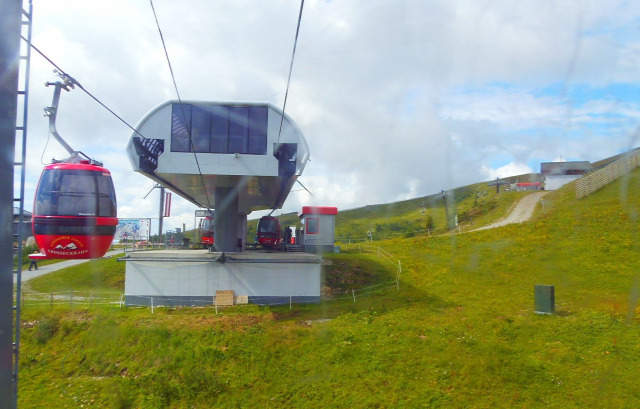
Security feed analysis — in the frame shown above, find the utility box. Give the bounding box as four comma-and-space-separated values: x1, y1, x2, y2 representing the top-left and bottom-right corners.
299, 206, 337, 253
534, 284, 555, 314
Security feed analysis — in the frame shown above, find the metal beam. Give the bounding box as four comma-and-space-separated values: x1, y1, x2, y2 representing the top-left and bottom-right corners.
0, 1, 22, 407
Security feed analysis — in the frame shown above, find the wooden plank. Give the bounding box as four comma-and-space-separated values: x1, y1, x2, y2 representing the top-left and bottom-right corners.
215, 290, 235, 306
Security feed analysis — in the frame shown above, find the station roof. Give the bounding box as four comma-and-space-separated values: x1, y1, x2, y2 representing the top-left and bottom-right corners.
127, 101, 309, 214
540, 161, 591, 175
300, 206, 338, 216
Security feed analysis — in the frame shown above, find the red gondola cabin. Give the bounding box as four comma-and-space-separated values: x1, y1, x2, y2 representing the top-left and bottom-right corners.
200, 216, 215, 248
32, 161, 118, 259
256, 216, 282, 249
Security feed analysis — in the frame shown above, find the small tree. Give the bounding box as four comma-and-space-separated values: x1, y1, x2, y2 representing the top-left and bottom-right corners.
426, 215, 434, 231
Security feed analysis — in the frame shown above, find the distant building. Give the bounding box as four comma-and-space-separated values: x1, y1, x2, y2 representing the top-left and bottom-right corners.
13, 207, 32, 240
541, 161, 590, 190
515, 182, 542, 191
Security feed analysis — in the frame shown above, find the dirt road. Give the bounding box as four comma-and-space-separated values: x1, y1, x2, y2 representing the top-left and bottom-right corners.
471, 191, 549, 232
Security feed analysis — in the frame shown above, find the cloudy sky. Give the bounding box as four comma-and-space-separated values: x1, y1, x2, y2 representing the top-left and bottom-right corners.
16, 0, 640, 234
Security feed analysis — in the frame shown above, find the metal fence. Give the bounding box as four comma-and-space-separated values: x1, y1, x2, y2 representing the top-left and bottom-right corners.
576, 149, 640, 199
18, 245, 405, 311
19, 287, 123, 308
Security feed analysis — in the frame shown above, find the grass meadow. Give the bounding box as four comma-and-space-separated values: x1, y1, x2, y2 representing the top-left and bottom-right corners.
16, 167, 640, 408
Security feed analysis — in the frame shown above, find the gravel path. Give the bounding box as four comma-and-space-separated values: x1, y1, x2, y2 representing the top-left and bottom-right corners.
471, 191, 549, 232
14, 250, 123, 284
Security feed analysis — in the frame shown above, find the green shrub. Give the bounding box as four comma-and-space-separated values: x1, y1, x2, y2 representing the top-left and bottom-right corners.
34, 317, 58, 344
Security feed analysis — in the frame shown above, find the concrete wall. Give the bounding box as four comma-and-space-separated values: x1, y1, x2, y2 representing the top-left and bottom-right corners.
545, 175, 582, 190
124, 254, 321, 306
302, 214, 335, 246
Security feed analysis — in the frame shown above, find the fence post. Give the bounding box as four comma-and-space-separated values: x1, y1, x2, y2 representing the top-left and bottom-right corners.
151, 297, 154, 314
70, 289, 73, 307
50, 292, 53, 307
119, 293, 124, 308
352, 289, 356, 303
289, 295, 292, 310
90, 289, 93, 307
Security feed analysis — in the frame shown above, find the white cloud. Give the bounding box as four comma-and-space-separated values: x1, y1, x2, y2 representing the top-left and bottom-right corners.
481, 162, 535, 181
16, 0, 640, 232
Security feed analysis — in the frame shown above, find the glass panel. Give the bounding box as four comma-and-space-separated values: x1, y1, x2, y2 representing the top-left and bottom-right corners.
169, 103, 267, 155
229, 106, 249, 154
201, 217, 214, 234
34, 169, 59, 216
97, 173, 117, 217
258, 218, 277, 233
35, 169, 116, 218
171, 104, 192, 152
248, 106, 268, 155
306, 218, 319, 234
210, 105, 229, 153
58, 172, 97, 216
192, 106, 211, 152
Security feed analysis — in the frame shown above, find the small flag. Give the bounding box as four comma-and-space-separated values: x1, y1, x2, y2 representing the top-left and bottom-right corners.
164, 192, 172, 217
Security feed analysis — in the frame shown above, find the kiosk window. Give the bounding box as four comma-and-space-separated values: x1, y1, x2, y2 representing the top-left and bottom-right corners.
306, 218, 319, 234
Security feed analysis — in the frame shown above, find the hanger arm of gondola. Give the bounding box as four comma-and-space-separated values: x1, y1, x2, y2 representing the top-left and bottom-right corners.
44, 79, 76, 157
44, 74, 102, 166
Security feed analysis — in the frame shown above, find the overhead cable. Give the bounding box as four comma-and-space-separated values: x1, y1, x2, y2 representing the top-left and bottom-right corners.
28, 41, 147, 140
277, 0, 305, 144
149, 0, 213, 209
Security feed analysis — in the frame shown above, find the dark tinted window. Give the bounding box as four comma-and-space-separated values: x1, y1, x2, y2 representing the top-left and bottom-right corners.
171, 104, 192, 152
35, 169, 117, 218
201, 217, 214, 234
191, 106, 211, 152
211, 105, 229, 153
97, 171, 117, 217
258, 218, 278, 233
248, 107, 268, 155
171, 103, 268, 155
229, 106, 249, 154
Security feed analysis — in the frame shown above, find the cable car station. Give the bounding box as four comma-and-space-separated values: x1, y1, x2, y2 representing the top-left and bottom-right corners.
123, 100, 324, 306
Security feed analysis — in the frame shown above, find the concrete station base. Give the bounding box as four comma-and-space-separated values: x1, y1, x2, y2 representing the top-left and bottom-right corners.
121, 249, 322, 307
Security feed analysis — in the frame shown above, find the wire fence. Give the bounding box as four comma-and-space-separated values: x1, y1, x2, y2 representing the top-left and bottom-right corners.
18, 287, 124, 308
17, 245, 404, 313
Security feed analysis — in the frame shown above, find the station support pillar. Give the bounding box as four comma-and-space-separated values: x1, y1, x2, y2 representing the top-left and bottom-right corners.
214, 187, 240, 252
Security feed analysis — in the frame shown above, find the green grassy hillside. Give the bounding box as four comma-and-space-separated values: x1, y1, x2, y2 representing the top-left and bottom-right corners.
17, 166, 640, 408
249, 174, 540, 243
